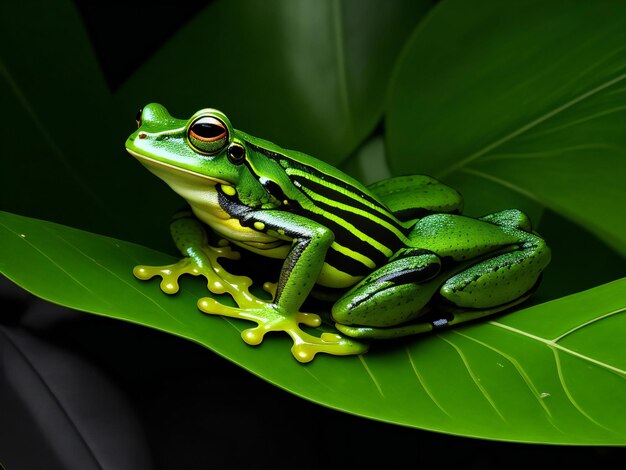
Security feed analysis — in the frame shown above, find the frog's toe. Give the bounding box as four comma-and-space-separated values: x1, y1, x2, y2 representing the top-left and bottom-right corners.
290, 331, 369, 363
133, 262, 189, 294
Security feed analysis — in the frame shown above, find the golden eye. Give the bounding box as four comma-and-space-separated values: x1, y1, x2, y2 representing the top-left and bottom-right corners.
188, 116, 229, 154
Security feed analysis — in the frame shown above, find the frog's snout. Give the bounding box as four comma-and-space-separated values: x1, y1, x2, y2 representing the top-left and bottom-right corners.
135, 103, 174, 131
143, 103, 172, 121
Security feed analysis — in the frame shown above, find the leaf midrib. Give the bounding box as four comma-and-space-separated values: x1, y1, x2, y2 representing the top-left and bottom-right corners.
437, 71, 626, 179
332, 0, 352, 131
489, 316, 626, 377
0, 59, 107, 213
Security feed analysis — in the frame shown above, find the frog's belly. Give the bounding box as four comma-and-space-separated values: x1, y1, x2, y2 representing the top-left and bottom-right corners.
194, 203, 361, 288
191, 203, 289, 255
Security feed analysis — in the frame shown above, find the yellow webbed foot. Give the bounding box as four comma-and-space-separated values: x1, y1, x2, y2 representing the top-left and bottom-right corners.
134, 242, 255, 299
198, 297, 368, 363
136, 243, 369, 362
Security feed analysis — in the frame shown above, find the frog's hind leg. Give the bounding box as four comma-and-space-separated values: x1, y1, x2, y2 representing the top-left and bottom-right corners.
439, 233, 550, 312
332, 248, 443, 338
437, 274, 544, 328
368, 175, 463, 221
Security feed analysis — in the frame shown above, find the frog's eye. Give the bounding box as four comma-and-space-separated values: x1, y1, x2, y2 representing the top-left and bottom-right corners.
135, 108, 143, 128
188, 116, 229, 154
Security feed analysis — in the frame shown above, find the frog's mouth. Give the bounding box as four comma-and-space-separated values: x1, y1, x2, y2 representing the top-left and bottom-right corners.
127, 149, 230, 187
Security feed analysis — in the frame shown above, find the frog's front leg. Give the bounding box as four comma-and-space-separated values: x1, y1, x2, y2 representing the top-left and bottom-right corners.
133, 210, 255, 302
197, 210, 369, 362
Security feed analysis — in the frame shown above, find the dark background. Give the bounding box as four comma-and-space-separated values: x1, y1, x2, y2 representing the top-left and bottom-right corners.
0, 1, 623, 468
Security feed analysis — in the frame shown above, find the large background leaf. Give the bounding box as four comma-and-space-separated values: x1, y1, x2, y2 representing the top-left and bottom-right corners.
387, 0, 626, 256
0, 0, 430, 252
116, 0, 433, 163
1, 211, 624, 445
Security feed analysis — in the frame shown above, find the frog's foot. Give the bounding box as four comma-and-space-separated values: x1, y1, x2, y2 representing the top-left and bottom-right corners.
198, 298, 369, 363
133, 258, 203, 295
134, 243, 256, 301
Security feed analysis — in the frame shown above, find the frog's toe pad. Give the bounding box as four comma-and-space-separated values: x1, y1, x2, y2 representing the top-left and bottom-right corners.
242, 327, 264, 345
133, 264, 182, 294
297, 311, 322, 328
291, 333, 369, 363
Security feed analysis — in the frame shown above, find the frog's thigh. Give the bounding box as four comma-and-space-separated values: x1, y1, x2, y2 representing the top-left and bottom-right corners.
331, 251, 441, 327
368, 175, 463, 219
440, 237, 550, 308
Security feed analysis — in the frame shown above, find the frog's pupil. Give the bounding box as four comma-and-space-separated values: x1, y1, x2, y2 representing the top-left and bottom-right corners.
192, 122, 224, 139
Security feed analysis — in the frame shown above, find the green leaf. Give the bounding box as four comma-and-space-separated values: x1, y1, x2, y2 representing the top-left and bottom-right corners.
339, 134, 391, 185
0, 0, 120, 233
533, 210, 626, 303
116, 0, 432, 163
1, 210, 624, 445
386, 0, 626, 256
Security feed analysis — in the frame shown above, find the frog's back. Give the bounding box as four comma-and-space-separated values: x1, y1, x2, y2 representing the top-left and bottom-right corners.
240, 131, 409, 278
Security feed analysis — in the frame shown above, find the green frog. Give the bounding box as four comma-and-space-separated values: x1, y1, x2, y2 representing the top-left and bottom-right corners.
126, 103, 550, 362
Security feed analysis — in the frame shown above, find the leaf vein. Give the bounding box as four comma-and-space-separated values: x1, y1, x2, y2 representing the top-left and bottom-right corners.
478, 143, 619, 163
552, 307, 626, 342
452, 331, 563, 432
405, 346, 450, 417
489, 321, 626, 378
42, 226, 186, 327
553, 349, 614, 433
438, 334, 507, 423
0, 59, 105, 211
331, 0, 352, 130
358, 355, 384, 398
526, 104, 626, 140
459, 169, 540, 202
0, 220, 107, 305
438, 71, 626, 178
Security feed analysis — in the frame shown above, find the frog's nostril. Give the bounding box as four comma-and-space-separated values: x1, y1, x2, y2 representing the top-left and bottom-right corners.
136, 108, 143, 128
138, 132, 147, 139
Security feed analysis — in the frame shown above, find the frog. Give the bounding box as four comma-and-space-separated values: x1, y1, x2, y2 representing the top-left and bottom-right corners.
126, 103, 551, 362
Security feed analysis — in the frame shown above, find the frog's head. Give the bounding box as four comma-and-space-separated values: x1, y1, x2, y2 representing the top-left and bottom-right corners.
126, 103, 250, 199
